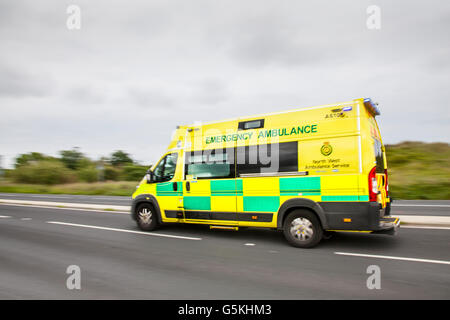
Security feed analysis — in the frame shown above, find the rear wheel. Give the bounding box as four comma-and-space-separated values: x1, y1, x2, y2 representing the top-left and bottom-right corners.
136, 203, 159, 231
283, 210, 323, 248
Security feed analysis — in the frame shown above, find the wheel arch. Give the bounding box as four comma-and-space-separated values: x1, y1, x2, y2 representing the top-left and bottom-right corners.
277, 198, 328, 230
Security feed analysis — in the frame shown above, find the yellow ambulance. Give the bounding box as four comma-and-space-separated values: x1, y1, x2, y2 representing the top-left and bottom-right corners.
131, 98, 399, 248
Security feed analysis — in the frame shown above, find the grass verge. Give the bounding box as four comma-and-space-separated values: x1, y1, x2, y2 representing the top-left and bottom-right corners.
386, 142, 450, 200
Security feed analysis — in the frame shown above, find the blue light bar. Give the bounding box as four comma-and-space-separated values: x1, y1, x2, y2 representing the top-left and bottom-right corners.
363, 98, 381, 116
342, 106, 353, 112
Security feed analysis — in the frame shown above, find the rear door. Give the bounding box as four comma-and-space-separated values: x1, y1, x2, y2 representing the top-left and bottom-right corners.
372, 136, 388, 208
363, 98, 389, 208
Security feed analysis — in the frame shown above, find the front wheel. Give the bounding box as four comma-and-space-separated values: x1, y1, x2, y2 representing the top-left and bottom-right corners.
136, 203, 159, 231
283, 210, 323, 248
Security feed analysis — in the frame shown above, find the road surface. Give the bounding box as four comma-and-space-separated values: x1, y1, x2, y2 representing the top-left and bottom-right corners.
0, 203, 449, 299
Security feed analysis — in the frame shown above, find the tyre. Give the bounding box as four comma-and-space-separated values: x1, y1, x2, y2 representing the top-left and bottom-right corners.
283, 209, 323, 248
136, 203, 159, 231
322, 231, 334, 240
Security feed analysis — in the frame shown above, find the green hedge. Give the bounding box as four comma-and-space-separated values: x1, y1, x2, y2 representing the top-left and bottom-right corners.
10, 161, 76, 185
121, 165, 147, 181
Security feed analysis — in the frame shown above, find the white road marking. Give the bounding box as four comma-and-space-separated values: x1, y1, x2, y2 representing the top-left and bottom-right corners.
335, 252, 450, 265
46, 221, 202, 241
0, 215, 11, 218
244, 243, 256, 246
401, 225, 450, 230
393, 204, 450, 208
0, 203, 129, 214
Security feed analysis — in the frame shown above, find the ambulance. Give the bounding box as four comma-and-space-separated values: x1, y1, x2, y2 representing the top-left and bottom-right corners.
131, 98, 399, 248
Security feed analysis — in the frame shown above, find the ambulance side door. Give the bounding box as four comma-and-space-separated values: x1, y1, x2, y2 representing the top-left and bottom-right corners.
183, 147, 238, 224
152, 152, 183, 220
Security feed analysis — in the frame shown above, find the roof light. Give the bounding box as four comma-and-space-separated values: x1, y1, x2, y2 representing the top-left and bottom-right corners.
364, 98, 381, 116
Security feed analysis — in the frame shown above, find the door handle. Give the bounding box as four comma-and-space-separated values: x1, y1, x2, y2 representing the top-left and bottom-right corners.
173, 182, 178, 191
186, 181, 190, 192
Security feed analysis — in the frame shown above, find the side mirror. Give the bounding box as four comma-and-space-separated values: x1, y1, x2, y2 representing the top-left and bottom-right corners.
145, 170, 154, 184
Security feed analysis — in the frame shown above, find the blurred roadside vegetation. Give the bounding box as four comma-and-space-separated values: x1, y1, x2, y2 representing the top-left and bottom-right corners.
385, 141, 450, 200
0, 148, 149, 196
0, 142, 449, 199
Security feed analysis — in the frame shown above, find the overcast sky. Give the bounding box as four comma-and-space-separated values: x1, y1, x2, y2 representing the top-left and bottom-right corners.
1, 0, 449, 168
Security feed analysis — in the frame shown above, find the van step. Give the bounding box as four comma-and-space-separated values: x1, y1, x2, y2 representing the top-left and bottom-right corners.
210, 225, 239, 231
373, 216, 400, 235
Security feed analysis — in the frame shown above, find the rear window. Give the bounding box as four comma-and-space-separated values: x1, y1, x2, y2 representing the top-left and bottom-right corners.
373, 138, 385, 173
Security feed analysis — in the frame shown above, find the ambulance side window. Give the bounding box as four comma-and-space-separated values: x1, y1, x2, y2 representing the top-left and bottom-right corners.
237, 141, 298, 175
238, 119, 265, 130
185, 148, 234, 179
373, 139, 385, 173
153, 153, 178, 182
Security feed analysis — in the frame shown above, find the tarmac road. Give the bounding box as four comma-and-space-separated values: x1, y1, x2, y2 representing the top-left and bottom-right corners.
0, 203, 449, 299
